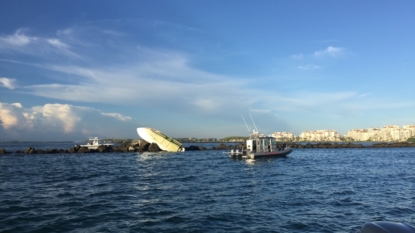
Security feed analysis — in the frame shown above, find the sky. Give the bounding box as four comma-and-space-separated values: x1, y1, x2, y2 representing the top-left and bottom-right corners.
0, 0, 414, 141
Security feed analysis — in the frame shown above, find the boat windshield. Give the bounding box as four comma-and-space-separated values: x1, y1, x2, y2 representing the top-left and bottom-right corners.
255, 137, 278, 153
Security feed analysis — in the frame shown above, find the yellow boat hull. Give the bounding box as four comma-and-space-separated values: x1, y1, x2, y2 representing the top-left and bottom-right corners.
136, 127, 185, 152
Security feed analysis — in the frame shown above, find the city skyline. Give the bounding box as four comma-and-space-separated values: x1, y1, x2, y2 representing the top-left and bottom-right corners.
1, 1, 415, 141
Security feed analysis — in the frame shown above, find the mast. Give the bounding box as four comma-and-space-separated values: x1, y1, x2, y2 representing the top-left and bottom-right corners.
249, 112, 259, 133
241, 114, 251, 134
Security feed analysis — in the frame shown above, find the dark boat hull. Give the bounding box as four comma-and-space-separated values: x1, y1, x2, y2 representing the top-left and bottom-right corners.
250, 147, 293, 159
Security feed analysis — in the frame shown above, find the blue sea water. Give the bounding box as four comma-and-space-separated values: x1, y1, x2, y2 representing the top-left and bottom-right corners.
0, 142, 414, 232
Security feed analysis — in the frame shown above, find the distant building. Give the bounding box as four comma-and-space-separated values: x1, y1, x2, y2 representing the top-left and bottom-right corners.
344, 125, 413, 142
344, 128, 382, 141
271, 132, 295, 141
299, 130, 341, 142
403, 125, 415, 136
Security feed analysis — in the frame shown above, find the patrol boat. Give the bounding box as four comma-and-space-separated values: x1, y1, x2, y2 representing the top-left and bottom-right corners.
228, 130, 293, 159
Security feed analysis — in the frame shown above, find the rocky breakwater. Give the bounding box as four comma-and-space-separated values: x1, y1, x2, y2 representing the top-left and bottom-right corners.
183, 142, 415, 150
0, 141, 245, 155
0, 148, 6, 155
1, 141, 415, 155
185, 143, 246, 151
0, 139, 164, 155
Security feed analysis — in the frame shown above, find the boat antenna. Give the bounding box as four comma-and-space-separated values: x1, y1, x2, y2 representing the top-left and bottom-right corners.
241, 114, 251, 134
249, 112, 259, 133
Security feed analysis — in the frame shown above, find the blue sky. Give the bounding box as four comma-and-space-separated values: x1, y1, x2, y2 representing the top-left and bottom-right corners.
0, 0, 414, 141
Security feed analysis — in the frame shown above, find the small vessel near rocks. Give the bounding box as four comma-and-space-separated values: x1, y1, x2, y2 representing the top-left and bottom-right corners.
80, 137, 113, 149
227, 130, 293, 159
137, 127, 185, 152
226, 114, 293, 159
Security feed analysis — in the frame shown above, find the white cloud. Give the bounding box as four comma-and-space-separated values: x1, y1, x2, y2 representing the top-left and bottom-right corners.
101, 112, 132, 121
291, 54, 304, 59
297, 65, 321, 70
0, 28, 81, 59
0, 29, 35, 47
291, 46, 344, 60
0, 102, 25, 129
47, 38, 70, 49
0, 77, 16, 89
32, 104, 82, 133
358, 93, 370, 98
314, 46, 343, 58
0, 102, 138, 140
19, 47, 252, 118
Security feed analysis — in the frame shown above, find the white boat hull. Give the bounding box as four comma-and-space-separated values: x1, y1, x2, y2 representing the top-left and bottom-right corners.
137, 127, 185, 152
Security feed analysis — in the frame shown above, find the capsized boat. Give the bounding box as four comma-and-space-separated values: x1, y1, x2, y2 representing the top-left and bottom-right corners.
80, 137, 113, 149
227, 130, 293, 159
137, 127, 185, 152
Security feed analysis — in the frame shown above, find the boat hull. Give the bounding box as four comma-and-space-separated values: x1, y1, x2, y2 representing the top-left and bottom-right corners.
229, 147, 293, 159
137, 127, 185, 152
250, 147, 293, 159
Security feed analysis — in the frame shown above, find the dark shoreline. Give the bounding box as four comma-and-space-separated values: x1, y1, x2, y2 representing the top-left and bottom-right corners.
1, 141, 415, 155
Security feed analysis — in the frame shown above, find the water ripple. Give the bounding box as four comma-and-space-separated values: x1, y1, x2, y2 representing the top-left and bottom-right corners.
1, 146, 415, 232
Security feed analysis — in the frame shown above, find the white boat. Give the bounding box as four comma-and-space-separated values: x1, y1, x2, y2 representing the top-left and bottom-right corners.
137, 127, 185, 152
227, 130, 293, 159
80, 137, 113, 149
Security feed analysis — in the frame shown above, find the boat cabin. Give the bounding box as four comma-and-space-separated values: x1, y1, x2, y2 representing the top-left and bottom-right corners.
246, 136, 286, 153
88, 137, 100, 146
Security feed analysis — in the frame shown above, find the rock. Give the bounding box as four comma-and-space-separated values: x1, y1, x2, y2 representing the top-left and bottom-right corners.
24, 147, 37, 154
77, 147, 90, 153
130, 139, 141, 146
46, 148, 58, 154
139, 141, 150, 151
37, 149, 45, 154
106, 145, 114, 152
113, 148, 124, 152
134, 146, 144, 152
148, 143, 161, 152
217, 143, 229, 150
0, 148, 6, 154
68, 147, 78, 153
186, 146, 206, 151
305, 143, 313, 148
24, 147, 33, 154
28, 148, 36, 154
97, 145, 108, 153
